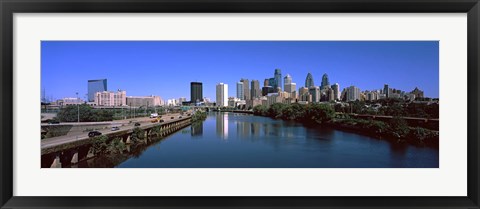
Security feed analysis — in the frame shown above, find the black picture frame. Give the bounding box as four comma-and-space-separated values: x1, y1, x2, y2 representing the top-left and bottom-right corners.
1, 0, 479, 208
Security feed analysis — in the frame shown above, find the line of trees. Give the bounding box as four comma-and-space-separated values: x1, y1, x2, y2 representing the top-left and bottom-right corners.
335, 99, 439, 118
253, 103, 438, 147
253, 103, 335, 125
56, 104, 114, 122
54, 105, 171, 122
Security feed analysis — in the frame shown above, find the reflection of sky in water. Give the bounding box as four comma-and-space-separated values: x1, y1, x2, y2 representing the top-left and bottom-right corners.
117, 112, 439, 168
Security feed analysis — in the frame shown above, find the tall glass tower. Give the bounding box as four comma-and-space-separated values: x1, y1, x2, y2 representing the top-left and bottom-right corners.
274, 69, 282, 92
268, 78, 276, 88
88, 79, 107, 102
321, 73, 330, 89
305, 73, 314, 88
384, 84, 389, 98
190, 82, 203, 103
284, 74, 292, 85
236, 82, 244, 99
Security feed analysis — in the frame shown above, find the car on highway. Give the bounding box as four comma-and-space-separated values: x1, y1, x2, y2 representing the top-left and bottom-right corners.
48, 121, 60, 124
88, 131, 102, 137
160, 119, 164, 122
111, 126, 120, 131
171, 117, 174, 119
179, 116, 182, 119
134, 122, 141, 126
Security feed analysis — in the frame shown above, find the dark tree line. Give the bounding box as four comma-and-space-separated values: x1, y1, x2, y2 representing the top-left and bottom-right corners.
253, 103, 335, 125
253, 103, 438, 147
334, 99, 439, 119
56, 104, 114, 122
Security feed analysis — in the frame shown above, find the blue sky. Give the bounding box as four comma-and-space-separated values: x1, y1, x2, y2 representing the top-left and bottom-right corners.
41, 41, 439, 102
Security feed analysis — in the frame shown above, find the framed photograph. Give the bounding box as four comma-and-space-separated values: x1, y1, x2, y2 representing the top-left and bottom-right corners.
1, 0, 479, 208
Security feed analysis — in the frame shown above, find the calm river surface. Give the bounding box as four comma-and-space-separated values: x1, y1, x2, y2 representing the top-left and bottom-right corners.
116, 112, 439, 168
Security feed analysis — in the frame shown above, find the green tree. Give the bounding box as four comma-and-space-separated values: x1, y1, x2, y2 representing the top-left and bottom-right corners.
388, 116, 410, 139
107, 137, 125, 154
131, 127, 145, 143
268, 103, 287, 119
386, 103, 403, 117
92, 135, 109, 154
303, 103, 335, 124
281, 103, 306, 121
192, 111, 207, 122
334, 103, 348, 113
350, 101, 365, 114
56, 105, 82, 122
253, 105, 268, 116
57, 104, 113, 122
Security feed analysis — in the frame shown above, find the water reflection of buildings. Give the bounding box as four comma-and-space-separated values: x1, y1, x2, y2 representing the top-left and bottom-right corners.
236, 120, 250, 138
251, 123, 260, 137
216, 113, 229, 140
236, 120, 261, 139
191, 122, 203, 137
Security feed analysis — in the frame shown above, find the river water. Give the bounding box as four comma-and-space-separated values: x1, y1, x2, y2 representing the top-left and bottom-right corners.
115, 112, 439, 168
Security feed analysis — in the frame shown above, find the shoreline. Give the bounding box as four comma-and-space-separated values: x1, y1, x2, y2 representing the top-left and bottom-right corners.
252, 113, 439, 149
324, 121, 439, 149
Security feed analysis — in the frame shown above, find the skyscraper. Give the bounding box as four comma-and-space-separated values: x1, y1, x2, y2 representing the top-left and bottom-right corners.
216, 83, 228, 107
251, 80, 261, 99
347, 86, 361, 102
327, 88, 335, 101
264, 79, 269, 87
190, 82, 203, 103
284, 74, 296, 98
88, 79, 107, 102
287, 83, 297, 99
321, 73, 330, 89
268, 77, 276, 88
284, 74, 292, 86
241, 78, 250, 100
262, 86, 274, 96
331, 83, 340, 100
305, 73, 314, 88
384, 84, 389, 98
236, 82, 244, 100
274, 69, 282, 92
309, 86, 320, 103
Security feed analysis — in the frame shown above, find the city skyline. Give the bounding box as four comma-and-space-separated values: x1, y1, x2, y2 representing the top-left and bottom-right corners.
41, 41, 439, 101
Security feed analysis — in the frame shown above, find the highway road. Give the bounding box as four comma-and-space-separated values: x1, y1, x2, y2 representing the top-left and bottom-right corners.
41, 112, 188, 150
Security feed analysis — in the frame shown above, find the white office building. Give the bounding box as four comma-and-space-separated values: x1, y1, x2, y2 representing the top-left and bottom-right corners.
346, 86, 361, 102
216, 83, 228, 107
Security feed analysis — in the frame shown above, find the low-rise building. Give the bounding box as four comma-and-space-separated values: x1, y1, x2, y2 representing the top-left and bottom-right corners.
95, 90, 127, 106
62, 97, 84, 106
126, 95, 162, 107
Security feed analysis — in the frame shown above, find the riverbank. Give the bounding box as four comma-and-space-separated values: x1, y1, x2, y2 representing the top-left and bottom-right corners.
327, 118, 438, 148
253, 103, 439, 148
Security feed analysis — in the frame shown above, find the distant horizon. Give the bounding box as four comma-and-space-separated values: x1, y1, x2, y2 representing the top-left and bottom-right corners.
41, 41, 439, 102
